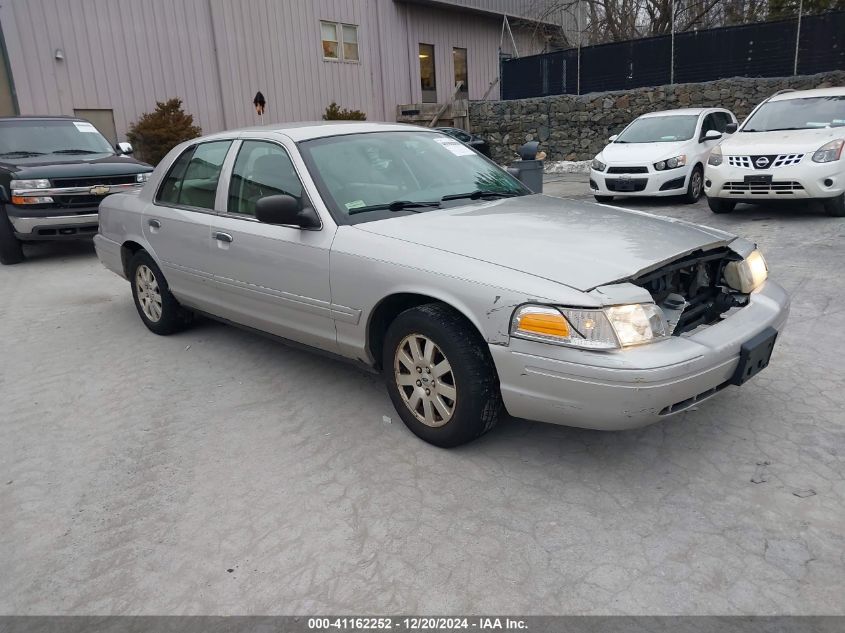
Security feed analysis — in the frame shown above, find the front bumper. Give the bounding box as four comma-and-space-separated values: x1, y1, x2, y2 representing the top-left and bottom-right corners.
705, 160, 844, 200
8, 208, 99, 240
590, 165, 691, 197
491, 280, 790, 430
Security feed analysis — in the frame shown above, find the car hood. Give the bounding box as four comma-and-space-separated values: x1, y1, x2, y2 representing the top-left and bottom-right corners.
600, 141, 689, 164
721, 127, 843, 154
1, 153, 152, 178
354, 194, 736, 292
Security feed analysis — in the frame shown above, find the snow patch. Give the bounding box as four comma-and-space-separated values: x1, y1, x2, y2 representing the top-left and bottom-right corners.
544, 160, 591, 174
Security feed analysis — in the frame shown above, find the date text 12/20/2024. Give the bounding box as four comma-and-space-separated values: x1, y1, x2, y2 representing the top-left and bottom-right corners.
307, 617, 527, 630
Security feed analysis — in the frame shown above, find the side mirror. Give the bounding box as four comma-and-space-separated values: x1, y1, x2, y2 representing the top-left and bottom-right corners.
255, 195, 320, 229
117, 142, 134, 155
702, 129, 722, 142
608, 134, 619, 142
725, 122, 738, 134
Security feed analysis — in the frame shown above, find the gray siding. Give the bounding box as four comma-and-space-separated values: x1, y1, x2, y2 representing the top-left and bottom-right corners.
0, 0, 545, 139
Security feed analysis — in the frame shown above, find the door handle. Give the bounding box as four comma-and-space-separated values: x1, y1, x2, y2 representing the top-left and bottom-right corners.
213, 231, 233, 243
148, 219, 161, 229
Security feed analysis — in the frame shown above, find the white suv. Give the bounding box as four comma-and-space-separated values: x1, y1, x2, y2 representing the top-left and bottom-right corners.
704, 87, 845, 217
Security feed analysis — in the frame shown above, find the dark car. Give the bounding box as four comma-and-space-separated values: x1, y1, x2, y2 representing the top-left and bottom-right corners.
0, 116, 153, 264
435, 127, 490, 157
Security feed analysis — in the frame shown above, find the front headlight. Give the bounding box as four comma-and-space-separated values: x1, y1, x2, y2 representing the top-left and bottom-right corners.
708, 145, 723, 166
724, 249, 768, 293
592, 157, 606, 172
10, 179, 50, 190
510, 303, 668, 350
654, 155, 686, 171
812, 139, 843, 163
135, 172, 151, 183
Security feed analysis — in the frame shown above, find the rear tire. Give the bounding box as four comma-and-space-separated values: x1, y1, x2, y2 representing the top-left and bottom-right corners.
594, 195, 614, 203
0, 205, 24, 265
682, 165, 704, 204
707, 196, 735, 214
823, 194, 845, 217
129, 251, 193, 335
383, 303, 502, 448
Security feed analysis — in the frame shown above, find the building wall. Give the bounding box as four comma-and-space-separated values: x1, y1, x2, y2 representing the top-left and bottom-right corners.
0, 0, 225, 138
0, 0, 546, 140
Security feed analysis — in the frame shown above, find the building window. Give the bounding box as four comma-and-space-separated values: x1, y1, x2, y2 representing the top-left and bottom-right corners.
419, 43, 436, 103
342, 24, 359, 61
453, 48, 467, 95
321, 21, 358, 62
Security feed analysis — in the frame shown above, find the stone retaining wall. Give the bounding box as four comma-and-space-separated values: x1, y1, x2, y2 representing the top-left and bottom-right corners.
469, 71, 845, 163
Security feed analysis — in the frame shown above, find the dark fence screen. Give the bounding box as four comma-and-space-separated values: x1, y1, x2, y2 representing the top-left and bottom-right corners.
501, 11, 845, 100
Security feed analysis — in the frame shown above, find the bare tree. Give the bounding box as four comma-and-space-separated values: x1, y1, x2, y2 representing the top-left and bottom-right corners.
523, 0, 842, 46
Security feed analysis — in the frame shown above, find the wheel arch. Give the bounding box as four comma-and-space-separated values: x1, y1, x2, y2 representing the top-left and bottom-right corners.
366, 291, 489, 371
120, 240, 145, 278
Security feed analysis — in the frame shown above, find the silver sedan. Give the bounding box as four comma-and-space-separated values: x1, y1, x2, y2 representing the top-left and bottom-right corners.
94, 122, 789, 447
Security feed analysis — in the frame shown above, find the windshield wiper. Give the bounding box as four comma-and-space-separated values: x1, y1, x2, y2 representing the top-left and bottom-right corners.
52, 149, 102, 154
0, 150, 45, 157
441, 190, 519, 202
348, 200, 441, 215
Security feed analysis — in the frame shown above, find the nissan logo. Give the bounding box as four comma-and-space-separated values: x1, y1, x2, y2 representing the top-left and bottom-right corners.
755, 157, 770, 168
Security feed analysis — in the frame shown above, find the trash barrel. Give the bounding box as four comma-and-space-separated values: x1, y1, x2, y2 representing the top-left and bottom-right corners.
506, 141, 544, 193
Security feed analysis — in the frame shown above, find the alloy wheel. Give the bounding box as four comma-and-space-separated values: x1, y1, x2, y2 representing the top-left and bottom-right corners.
394, 333, 457, 428
691, 170, 703, 199
135, 264, 163, 322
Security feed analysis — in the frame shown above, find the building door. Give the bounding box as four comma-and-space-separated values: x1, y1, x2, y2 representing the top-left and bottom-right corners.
453, 47, 468, 97
74, 109, 118, 145
0, 21, 16, 117
419, 43, 437, 103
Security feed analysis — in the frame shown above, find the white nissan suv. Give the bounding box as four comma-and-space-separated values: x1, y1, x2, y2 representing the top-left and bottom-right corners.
704, 87, 845, 217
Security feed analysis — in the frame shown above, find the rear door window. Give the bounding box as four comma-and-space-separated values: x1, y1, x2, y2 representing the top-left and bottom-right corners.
157, 140, 232, 210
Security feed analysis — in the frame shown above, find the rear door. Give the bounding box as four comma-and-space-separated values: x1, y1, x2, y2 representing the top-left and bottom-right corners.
143, 139, 232, 310
206, 136, 339, 353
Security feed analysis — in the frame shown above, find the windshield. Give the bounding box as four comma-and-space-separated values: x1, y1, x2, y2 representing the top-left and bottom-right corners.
743, 96, 845, 132
298, 131, 530, 222
0, 119, 115, 157
616, 115, 698, 143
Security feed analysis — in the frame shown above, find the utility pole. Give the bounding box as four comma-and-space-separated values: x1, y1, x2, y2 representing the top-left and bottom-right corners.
793, 0, 804, 75
576, 0, 581, 95
669, 0, 675, 85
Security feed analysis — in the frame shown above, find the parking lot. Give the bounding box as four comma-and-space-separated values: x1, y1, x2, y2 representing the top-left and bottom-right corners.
2, 174, 844, 615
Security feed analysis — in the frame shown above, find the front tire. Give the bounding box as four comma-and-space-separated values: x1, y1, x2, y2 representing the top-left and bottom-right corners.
823, 194, 845, 217
707, 196, 735, 214
129, 251, 192, 335
682, 165, 704, 204
383, 303, 502, 448
0, 205, 24, 265
594, 195, 614, 203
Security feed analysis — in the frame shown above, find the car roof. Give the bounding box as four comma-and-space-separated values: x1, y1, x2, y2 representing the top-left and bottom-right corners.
639, 108, 720, 118
0, 115, 88, 122
769, 87, 845, 101
209, 121, 433, 142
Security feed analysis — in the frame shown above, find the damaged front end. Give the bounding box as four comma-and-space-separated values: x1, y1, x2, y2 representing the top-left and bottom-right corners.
631, 247, 751, 336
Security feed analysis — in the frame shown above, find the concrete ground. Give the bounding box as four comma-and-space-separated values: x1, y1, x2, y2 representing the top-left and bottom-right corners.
2, 176, 844, 615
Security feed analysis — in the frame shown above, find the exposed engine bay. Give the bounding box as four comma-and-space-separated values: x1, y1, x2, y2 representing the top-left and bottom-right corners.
632, 248, 750, 335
